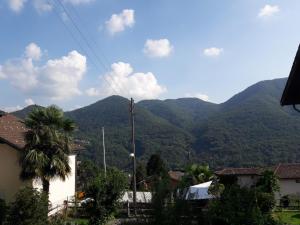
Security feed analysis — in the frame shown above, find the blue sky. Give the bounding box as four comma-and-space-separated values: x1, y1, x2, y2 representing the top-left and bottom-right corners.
1, 0, 300, 111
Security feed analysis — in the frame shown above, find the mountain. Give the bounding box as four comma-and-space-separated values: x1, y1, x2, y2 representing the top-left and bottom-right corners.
65, 96, 193, 169
12, 105, 43, 119
138, 98, 219, 130
10, 78, 300, 170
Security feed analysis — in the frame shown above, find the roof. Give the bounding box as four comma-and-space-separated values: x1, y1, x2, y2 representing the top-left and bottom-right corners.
216, 163, 300, 179
0, 113, 84, 152
185, 181, 214, 200
281, 44, 300, 106
168, 170, 185, 181
0, 114, 28, 149
215, 168, 263, 176
274, 163, 300, 179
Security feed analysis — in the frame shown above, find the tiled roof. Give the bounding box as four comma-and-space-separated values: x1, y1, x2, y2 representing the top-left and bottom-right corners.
215, 168, 263, 176
0, 113, 84, 152
0, 114, 27, 149
274, 163, 300, 179
216, 163, 300, 179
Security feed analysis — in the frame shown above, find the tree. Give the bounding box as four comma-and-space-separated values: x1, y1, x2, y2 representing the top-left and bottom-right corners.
20, 106, 75, 199
146, 154, 167, 177
0, 199, 7, 225
181, 164, 213, 188
84, 167, 128, 225
5, 187, 48, 225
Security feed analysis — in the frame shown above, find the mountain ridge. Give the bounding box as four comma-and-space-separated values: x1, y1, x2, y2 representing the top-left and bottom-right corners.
9, 77, 300, 169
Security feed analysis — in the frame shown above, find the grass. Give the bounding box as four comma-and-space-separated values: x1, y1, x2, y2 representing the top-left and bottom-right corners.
274, 210, 300, 225
67, 218, 89, 225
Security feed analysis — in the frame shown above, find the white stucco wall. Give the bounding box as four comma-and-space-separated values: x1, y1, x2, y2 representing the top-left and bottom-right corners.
276, 179, 300, 200
237, 175, 259, 188
33, 154, 76, 208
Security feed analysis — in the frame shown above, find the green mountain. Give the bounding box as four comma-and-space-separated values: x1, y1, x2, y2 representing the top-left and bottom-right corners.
65, 96, 193, 169
9, 78, 300, 169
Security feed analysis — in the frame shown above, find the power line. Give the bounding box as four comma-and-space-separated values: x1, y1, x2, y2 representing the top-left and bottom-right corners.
52, 0, 131, 97
48, 0, 122, 96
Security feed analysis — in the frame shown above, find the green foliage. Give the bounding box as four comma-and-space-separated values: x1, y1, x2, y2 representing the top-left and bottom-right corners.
0, 199, 7, 225
84, 167, 128, 225
77, 160, 100, 191
208, 171, 280, 225
13, 78, 300, 169
20, 105, 75, 195
146, 154, 167, 177
180, 164, 213, 188
5, 187, 48, 225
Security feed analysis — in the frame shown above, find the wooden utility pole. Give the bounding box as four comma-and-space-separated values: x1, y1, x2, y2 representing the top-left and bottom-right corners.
130, 98, 137, 215
102, 127, 107, 177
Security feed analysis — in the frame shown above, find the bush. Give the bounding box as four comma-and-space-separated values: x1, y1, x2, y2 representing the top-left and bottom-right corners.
0, 199, 7, 225
84, 167, 128, 225
5, 187, 48, 225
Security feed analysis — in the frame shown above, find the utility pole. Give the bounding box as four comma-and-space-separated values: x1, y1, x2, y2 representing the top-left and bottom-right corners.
102, 127, 107, 177
130, 98, 137, 216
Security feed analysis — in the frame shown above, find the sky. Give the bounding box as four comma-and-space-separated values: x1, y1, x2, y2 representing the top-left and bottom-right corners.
1, 0, 300, 111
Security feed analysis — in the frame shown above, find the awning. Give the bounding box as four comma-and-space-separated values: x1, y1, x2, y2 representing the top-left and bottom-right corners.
185, 181, 214, 200
281, 44, 300, 106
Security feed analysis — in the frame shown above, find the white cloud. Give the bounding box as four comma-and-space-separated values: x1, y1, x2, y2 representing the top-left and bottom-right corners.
0, 43, 87, 100
86, 62, 166, 100
25, 98, 35, 106
63, 0, 95, 5
8, 0, 27, 12
258, 5, 280, 18
25, 43, 42, 60
203, 47, 223, 57
185, 93, 209, 102
105, 9, 135, 35
0, 66, 6, 79
33, 0, 52, 13
144, 39, 174, 58
2, 105, 22, 112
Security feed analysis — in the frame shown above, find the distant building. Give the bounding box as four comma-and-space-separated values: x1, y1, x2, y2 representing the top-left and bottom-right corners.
216, 163, 300, 202
0, 114, 81, 211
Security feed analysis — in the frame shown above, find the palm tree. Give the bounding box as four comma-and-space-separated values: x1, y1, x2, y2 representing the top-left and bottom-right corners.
183, 164, 214, 186
20, 106, 75, 197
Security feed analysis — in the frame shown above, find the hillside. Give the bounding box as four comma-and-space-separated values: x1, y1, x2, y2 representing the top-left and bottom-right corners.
65, 96, 193, 169
8, 78, 300, 170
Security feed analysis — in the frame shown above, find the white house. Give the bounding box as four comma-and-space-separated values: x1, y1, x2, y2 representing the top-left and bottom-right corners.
216, 164, 300, 203
0, 113, 79, 211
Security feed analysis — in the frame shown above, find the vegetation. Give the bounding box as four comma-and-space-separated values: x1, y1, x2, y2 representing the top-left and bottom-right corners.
274, 211, 300, 225
181, 164, 213, 187
0, 199, 7, 225
84, 167, 128, 225
13, 78, 300, 170
20, 106, 75, 200
5, 187, 48, 225
208, 171, 280, 225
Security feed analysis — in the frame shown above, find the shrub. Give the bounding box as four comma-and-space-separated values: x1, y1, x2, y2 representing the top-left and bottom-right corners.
84, 167, 128, 225
0, 199, 7, 225
5, 187, 48, 225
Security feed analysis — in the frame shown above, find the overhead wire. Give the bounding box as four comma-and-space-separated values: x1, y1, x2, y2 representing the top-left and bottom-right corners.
51, 0, 131, 97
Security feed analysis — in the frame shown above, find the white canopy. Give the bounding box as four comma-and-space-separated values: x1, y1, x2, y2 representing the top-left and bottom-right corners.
185, 181, 214, 200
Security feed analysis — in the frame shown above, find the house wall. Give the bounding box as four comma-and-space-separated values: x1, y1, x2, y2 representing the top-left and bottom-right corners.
33, 154, 76, 208
276, 179, 300, 199
237, 175, 259, 188
0, 143, 30, 202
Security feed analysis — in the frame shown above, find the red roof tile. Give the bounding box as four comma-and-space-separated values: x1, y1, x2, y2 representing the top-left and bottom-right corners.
0, 114, 27, 149
274, 163, 300, 179
216, 167, 263, 176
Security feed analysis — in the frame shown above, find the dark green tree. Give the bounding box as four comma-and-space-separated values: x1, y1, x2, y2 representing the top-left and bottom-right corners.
5, 187, 48, 225
0, 199, 7, 225
146, 154, 167, 177
84, 167, 128, 225
181, 164, 213, 188
20, 106, 75, 199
